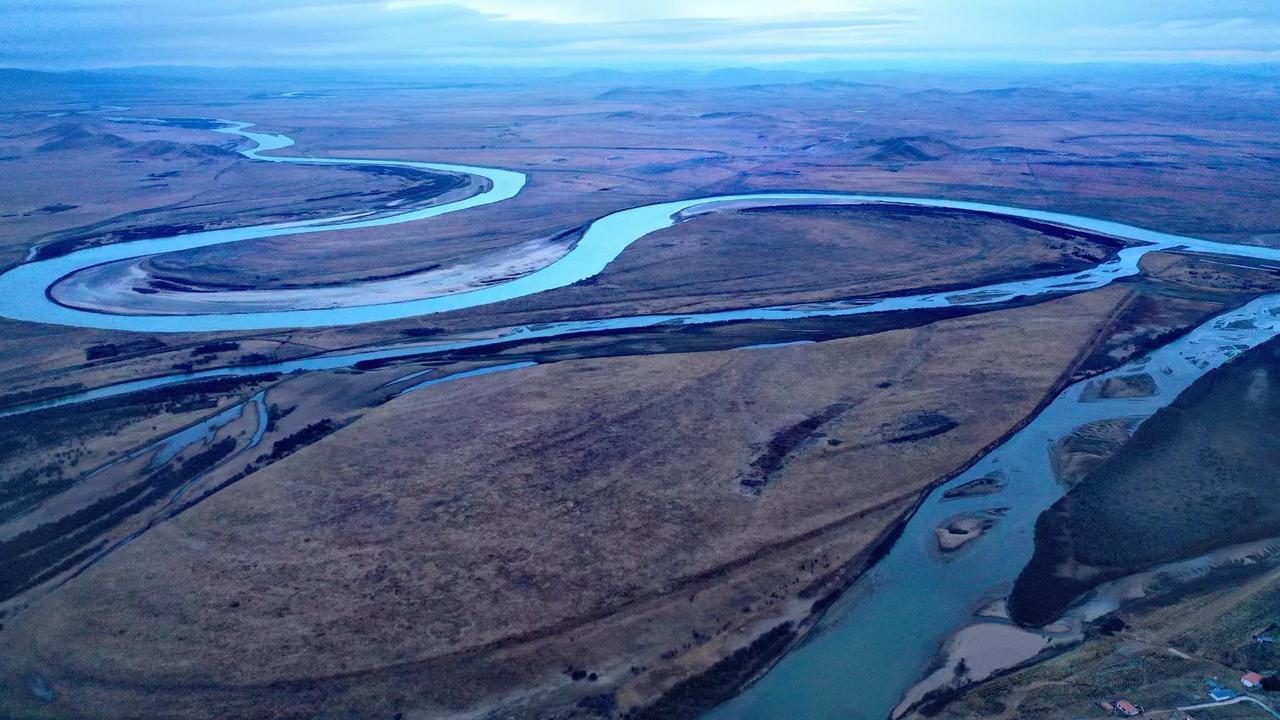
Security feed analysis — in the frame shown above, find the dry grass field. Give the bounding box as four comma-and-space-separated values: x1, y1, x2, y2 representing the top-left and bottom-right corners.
2, 66, 1280, 719
1, 289, 1146, 719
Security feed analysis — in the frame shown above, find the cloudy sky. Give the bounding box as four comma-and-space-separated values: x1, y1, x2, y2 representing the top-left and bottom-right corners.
4, 0, 1279, 69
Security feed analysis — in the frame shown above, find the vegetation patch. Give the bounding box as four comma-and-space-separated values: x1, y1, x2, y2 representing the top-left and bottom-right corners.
0, 375, 276, 518
191, 341, 240, 356
267, 419, 338, 461
0, 436, 238, 601
0, 383, 85, 410
84, 337, 165, 361
886, 411, 959, 444
1011, 336, 1280, 626
737, 403, 851, 494
632, 623, 795, 720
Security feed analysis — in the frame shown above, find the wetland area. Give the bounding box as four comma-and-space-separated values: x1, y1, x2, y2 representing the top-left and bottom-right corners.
2, 62, 1280, 720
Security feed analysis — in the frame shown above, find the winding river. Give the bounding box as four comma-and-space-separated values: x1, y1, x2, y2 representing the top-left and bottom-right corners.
6, 117, 1280, 718
4, 118, 1280, 332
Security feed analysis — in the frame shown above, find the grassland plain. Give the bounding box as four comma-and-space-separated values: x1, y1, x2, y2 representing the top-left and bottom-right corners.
1, 289, 1160, 719
0, 114, 471, 271
120, 203, 1124, 317
2, 248, 1270, 718
4, 69, 1280, 390
2, 67, 1280, 719
54, 78, 1280, 321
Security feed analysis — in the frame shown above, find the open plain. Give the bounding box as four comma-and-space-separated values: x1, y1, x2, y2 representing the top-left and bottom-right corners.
2, 63, 1280, 720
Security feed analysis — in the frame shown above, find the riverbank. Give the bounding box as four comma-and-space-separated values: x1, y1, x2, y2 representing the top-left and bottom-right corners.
1010, 334, 1280, 626
925, 545, 1280, 719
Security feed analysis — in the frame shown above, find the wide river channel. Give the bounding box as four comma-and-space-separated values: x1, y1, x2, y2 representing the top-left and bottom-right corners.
3, 118, 1280, 718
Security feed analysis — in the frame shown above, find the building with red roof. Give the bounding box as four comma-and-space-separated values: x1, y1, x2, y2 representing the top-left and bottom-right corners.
1116, 699, 1142, 717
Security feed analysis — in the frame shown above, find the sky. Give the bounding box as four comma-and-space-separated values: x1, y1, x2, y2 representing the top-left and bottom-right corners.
3, 0, 1280, 70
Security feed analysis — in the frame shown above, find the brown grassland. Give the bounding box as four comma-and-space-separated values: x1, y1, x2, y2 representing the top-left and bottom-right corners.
2, 67, 1280, 718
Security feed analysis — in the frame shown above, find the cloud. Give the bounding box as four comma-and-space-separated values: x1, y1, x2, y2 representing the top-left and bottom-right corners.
1, 0, 1277, 69
415, 0, 896, 23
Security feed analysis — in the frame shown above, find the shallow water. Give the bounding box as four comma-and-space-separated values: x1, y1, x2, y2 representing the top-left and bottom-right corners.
393, 361, 537, 397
